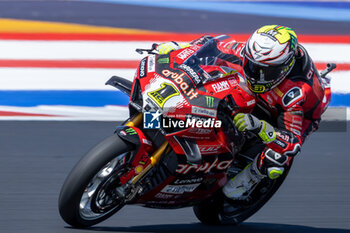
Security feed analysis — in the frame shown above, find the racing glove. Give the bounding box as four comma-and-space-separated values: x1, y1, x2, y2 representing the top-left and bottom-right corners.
233, 113, 276, 143
156, 41, 190, 55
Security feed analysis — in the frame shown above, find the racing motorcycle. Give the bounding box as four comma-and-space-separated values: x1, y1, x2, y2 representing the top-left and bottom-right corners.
58, 37, 336, 228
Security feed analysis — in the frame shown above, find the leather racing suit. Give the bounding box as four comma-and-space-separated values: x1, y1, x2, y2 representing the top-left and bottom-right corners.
191, 35, 331, 175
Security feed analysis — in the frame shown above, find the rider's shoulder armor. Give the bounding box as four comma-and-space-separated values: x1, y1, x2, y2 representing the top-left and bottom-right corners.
286, 44, 315, 84
271, 44, 325, 120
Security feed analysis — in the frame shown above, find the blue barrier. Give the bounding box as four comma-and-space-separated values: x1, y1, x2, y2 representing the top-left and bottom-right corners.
0, 90, 130, 107
85, 0, 350, 22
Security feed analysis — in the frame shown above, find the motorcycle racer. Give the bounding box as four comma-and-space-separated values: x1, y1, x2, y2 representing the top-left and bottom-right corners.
156, 25, 331, 200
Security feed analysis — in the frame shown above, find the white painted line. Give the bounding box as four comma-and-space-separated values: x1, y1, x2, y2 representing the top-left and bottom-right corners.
0, 41, 350, 63
0, 105, 129, 121
303, 43, 350, 63
328, 71, 350, 93
0, 68, 349, 93
0, 68, 135, 90
0, 41, 151, 60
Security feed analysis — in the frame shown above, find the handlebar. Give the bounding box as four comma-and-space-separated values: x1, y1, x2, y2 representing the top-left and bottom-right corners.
135, 43, 158, 55
320, 63, 337, 78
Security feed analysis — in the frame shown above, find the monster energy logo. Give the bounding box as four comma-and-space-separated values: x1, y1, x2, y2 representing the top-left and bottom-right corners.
206, 96, 214, 108
125, 128, 137, 135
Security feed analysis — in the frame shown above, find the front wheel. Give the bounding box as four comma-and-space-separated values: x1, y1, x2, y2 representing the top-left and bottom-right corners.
193, 160, 293, 225
58, 134, 134, 228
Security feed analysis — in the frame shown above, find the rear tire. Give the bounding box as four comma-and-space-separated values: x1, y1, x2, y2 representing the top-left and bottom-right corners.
194, 160, 292, 225
58, 134, 133, 228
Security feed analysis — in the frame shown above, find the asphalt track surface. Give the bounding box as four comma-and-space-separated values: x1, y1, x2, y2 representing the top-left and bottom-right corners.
0, 121, 349, 233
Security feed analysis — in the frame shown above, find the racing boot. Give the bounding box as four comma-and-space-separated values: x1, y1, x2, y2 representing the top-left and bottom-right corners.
223, 148, 288, 200
222, 156, 265, 200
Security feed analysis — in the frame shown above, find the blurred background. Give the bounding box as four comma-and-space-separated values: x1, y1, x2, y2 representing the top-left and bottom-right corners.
0, 0, 349, 119
0, 1, 349, 233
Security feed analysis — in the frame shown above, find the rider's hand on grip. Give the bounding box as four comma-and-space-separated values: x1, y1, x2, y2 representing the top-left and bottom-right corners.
156, 42, 190, 55
233, 113, 261, 132
233, 113, 276, 144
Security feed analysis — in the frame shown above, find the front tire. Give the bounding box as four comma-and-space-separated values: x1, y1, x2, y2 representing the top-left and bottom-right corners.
58, 134, 134, 228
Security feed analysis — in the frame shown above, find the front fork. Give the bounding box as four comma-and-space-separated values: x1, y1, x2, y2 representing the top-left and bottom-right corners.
120, 113, 169, 185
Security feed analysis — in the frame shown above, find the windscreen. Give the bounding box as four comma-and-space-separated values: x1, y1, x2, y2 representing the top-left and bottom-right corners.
183, 35, 236, 83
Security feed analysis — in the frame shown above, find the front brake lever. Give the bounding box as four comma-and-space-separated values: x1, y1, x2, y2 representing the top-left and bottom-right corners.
135, 43, 158, 55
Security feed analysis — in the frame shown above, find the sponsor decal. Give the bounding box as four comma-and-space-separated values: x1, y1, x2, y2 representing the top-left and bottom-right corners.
142, 138, 152, 146
212, 80, 230, 93
135, 165, 144, 174
143, 111, 161, 129
282, 87, 303, 107
306, 66, 314, 80
120, 130, 127, 136
147, 55, 156, 73
177, 48, 195, 61
198, 145, 221, 154
154, 193, 174, 199
147, 83, 180, 109
158, 57, 170, 63
161, 183, 201, 194
188, 127, 212, 134
162, 70, 198, 99
139, 57, 147, 78
176, 158, 233, 175
273, 138, 287, 149
247, 99, 256, 106
192, 106, 217, 118
138, 154, 149, 165
228, 77, 238, 86
266, 95, 273, 104
206, 96, 214, 108
173, 177, 203, 185
290, 111, 303, 116
178, 64, 201, 85
125, 128, 137, 135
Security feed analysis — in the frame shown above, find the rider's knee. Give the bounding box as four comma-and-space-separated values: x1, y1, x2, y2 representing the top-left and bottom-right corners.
257, 148, 289, 179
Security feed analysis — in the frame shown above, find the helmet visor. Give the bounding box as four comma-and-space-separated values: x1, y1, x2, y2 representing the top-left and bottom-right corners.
243, 55, 290, 85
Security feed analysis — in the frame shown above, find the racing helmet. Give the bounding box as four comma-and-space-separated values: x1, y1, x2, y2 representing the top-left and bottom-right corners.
243, 25, 298, 93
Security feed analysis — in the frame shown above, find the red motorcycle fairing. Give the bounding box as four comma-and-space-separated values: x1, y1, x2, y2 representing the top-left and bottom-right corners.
137, 173, 227, 209
115, 126, 154, 184
135, 152, 233, 208
124, 40, 257, 208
